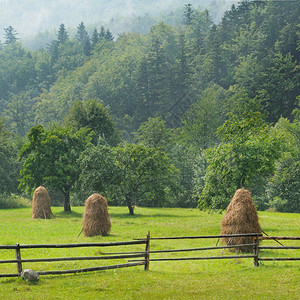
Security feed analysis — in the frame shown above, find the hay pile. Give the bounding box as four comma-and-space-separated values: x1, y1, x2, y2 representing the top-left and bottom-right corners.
82, 193, 111, 237
32, 186, 53, 219
221, 188, 261, 252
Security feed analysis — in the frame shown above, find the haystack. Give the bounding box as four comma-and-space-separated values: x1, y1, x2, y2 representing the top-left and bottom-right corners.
221, 188, 261, 252
32, 186, 53, 219
82, 193, 111, 237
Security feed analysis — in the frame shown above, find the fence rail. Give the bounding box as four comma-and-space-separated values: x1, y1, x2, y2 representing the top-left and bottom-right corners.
0, 237, 150, 278
0, 233, 299, 278
134, 233, 262, 266
257, 236, 300, 264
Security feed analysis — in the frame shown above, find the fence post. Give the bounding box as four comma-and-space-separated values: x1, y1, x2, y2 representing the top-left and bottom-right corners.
15, 243, 22, 274
144, 231, 150, 271
253, 235, 259, 267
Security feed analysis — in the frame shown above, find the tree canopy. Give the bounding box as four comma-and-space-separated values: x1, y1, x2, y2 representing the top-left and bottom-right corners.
0, 1, 299, 212
78, 143, 179, 214
0, 119, 19, 194
198, 106, 285, 211
19, 125, 92, 211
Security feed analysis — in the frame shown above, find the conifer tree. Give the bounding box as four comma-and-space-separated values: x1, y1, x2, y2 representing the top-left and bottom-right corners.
76, 22, 88, 43
91, 28, 99, 46
99, 26, 106, 39
105, 29, 114, 41
4, 26, 18, 45
83, 37, 92, 56
183, 4, 194, 26
57, 23, 68, 44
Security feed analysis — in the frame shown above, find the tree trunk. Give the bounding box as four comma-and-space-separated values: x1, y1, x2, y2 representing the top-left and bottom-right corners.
63, 190, 71, 212
125, 194, 134, 215
128, 204, 134, 215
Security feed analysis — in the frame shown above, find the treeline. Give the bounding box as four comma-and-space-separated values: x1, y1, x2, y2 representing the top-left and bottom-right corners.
0, 1, 299, 213
1, 0, 233, 49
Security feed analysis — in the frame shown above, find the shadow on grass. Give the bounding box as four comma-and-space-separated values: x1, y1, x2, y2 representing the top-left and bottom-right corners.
109, 212, 191, 219
55, 211, 83, 218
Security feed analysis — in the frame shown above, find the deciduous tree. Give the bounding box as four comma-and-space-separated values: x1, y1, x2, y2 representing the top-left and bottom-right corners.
198, 105, 285, 211
0, 119, 19, 194
19, 125, 91, 211
78, 143, 179, 214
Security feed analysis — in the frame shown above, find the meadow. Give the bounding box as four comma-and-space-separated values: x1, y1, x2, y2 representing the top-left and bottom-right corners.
0, 206, 299, 299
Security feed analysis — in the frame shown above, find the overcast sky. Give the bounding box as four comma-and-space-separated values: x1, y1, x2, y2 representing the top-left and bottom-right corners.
0, 0, 236, 40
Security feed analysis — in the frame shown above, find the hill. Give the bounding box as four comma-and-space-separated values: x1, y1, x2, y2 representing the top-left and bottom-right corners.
0, 0, 237, 48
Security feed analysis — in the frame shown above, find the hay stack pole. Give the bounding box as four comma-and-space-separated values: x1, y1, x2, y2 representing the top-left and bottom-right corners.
221, 188, 261, 252
82, 193, 111, 237
32, 186, 53, 219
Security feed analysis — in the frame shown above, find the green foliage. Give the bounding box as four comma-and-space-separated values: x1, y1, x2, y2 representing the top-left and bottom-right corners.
113, 144, 179, 213
64, 98, 120, 146
75, 22, 88, 43
91, 28, 99, 46
266, 111, 300, 213
134, 117, 172, 150
57, 23, 68, 44
19, 124, 92, 211
0, 44, 37, 106
185, 8, 212, 56
78, 143, 179, 214
0, 193, 30, 209
75, 22, 91, 56
77, 143, 118, 203
0, 119, 19, 194
169, 139, 199, 208
267, 155, 300, 213
1, 1, 299, 135
4, 91, 37, 136
4, 26, 18, 45
198, 107, 285, 211
181, 84, 227, 150
0, 2, 299, 212
183, 4, 195, 26
134, 23, 176, 123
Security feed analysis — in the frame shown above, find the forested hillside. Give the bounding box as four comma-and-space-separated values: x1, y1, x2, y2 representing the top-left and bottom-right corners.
0, 1, 299, 213
1, 0, 236, 49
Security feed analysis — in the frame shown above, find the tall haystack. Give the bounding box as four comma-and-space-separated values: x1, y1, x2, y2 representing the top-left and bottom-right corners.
32, 186, 53, 219
221, 188, 261, 252
82, 193, 111, 237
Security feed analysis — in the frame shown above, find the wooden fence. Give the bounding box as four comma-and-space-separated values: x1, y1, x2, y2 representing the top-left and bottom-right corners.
257, 236, 300, 266
131, 233, 263, 268
0, 233, 299, 278
0, 234, 150, 278
106, 233, 299, 268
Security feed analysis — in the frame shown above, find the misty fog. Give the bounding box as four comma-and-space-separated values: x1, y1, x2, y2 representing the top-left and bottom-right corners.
0, 0, 236, 48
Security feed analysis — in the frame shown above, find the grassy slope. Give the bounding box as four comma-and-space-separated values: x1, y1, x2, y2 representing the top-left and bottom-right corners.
0, 206, 299, 299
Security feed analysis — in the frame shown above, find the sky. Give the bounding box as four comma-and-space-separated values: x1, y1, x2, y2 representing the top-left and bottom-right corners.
0, 0, 237, 42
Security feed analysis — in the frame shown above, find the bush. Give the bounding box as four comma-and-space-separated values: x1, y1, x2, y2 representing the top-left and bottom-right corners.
0, 193, 31, 209
269, 197, 289, 213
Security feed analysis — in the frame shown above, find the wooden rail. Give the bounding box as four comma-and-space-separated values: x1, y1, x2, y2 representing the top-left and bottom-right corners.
256, 236, 300, 265
132, 233, 262, 266
0, 238, 149, 278
0, 233, 299, 278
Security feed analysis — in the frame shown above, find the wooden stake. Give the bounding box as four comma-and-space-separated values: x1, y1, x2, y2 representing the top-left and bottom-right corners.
15, 243, 22, 275
253, 235, 259, 267
144, 231, 150, 271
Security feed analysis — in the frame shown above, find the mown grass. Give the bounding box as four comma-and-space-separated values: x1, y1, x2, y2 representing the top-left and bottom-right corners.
0, 206, 299, 299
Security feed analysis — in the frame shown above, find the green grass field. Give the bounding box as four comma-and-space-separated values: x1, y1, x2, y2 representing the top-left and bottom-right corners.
0, 206, 299, 299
